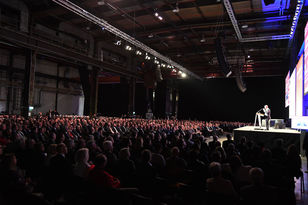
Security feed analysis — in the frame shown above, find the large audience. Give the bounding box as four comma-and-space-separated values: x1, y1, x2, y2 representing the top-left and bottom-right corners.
0, 114, 302, 205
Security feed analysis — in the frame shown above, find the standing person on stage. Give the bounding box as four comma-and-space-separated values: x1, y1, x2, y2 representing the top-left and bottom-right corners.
263, 105, 271, 130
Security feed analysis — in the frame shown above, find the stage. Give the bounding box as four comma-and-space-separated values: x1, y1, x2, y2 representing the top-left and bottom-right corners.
233, 126, 305, 155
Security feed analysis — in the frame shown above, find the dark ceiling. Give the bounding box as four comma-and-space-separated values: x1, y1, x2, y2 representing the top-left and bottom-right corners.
21, 0, 308, 78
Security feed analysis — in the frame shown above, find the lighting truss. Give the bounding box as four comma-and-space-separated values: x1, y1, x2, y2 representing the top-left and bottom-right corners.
52, 0, 202, 80
289, 0, 304, 41
223, 0, 242, 41
240, 34, 291, 42
223, 0, 304, 43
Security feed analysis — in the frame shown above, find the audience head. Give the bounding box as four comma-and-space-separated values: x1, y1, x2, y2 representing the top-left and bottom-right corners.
141, 149, 152, 163
226, 134, 232, 140
170, 146, 180, 158
57, 143, 68, 155
229, 155, 242, 171
240, 136, 246, 144
118, 147, 130, 160
47, 144, 57, 156
249, 167, 264, 186
94, 153, 107, 169
103, 140, 113, 152
209, 162, 222, 178
75, 148, 89, 164
275, 138, 284, 148
287, 144, 298, 157
2, 153, 17, 170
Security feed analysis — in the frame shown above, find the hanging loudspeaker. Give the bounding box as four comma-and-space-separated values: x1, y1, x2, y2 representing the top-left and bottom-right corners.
235, 65, 247, 93
215, 37, 232, 77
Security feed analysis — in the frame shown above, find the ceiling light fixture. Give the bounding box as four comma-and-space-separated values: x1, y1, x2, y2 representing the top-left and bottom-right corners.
97, 0, 105, 5
181, 73, 187, 78
52, 0, 202, 80
200, 34, 206, 43
125, 45, 132, 51
114, 40, 121, 45
172, 2, 179, 13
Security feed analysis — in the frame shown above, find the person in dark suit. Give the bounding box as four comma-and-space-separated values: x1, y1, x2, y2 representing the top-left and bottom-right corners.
303, 133, 308, 173
263, 105, 271, 130
222, 134, 234, 151
48, 143, 73, 200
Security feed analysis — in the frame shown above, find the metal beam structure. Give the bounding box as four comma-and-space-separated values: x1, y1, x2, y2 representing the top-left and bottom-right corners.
51, 0, 202, 81
222, 0, 243, 41
0, 27, 141, 79
223, 0, 304, 43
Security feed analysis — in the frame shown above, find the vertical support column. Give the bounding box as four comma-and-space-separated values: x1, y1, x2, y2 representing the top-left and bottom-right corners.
79, 67, 90, 115
128, 77, 136, 115
6, 53, 13, 114
21, 49, 36, 117
89, 68, 98, 115
165, 86, 173, 119
55, 64, 60, 111
172, 89, 179, 119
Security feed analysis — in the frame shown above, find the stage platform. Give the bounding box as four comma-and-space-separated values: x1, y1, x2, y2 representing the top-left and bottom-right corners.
233, 126, 305, 155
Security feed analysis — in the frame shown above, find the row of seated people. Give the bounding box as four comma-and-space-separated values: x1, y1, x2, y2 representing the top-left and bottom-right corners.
0, 115, 301, 205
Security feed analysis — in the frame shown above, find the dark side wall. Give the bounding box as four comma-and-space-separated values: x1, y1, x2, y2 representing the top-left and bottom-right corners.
98, 76, 285, 122
177, 76, 285, 122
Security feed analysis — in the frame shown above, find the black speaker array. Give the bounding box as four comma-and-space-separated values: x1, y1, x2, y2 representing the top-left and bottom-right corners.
235, 65, 247, 93
215, 37, 232, 77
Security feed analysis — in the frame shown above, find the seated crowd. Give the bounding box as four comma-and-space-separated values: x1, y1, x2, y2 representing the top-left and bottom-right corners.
0, 114, 301, 205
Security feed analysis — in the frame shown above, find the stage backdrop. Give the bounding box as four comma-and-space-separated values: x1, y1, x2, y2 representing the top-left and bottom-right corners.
178, 76, 285, 122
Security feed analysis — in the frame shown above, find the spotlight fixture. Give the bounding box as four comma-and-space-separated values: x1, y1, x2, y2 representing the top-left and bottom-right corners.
161, 63, 166, 67
51, 0, 203, 81
114, 40, 121, 46
158, 16, 163, 21
136, 50, 142, 55
155, 12, 159, 17
181, 73, 187, 78
125, 45, 132, 51
242, 24, 248, 29
172, 2, 179, 13
200, 34, 206, 43
97, 0, 105, 5
247, 55, 250, 58
145, 55, 151, 60
148, 33, 154, 38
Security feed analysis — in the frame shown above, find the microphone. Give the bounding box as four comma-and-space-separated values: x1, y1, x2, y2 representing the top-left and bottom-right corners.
257, 108, 263, 113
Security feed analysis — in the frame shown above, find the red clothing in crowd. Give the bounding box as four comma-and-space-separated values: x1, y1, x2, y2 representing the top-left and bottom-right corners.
88, 167, 121, 189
